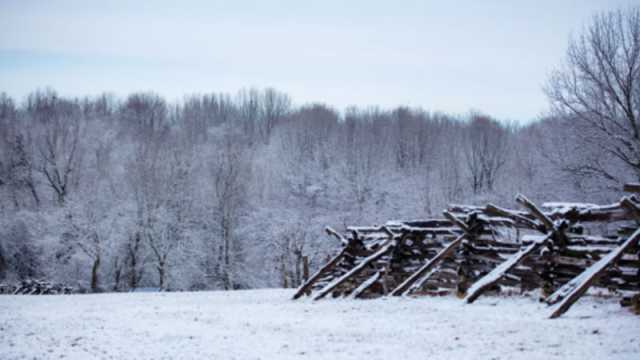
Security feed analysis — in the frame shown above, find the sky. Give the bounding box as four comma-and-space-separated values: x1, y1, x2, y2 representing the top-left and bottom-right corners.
0, 0, 637, 122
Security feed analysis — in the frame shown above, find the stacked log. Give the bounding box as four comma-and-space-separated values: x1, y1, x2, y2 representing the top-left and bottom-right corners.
0, 279, 74, 295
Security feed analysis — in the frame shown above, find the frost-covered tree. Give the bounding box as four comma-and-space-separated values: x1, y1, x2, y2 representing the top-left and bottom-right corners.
210, 130, 251, 289
464, 113, 508, 194
0, 78, 612, 292
546, 6, 640, 188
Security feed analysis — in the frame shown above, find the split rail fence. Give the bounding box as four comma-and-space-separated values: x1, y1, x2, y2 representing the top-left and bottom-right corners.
293, 186, 640, 318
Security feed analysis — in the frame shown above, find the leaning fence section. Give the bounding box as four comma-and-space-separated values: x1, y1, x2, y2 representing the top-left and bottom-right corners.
294, 186, 640, 318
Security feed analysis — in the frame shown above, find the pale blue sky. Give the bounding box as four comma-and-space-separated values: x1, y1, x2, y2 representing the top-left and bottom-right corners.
1, 0, 637, 121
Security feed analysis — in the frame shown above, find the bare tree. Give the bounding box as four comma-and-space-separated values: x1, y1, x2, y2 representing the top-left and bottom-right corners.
546, 6, 640, 185
0, 120, 40, 209
464, 114, 508, 193
260, 88, 291, 143
119, 92, 168, 139
0, 86, 585, 292
64, 195, 118, 292
127, 138, 193, 290
236, 88, 261, 145
273, 224, 307, 288
211, 131, 251, 290
28, 91, 83, 205
343, 109, 378, 217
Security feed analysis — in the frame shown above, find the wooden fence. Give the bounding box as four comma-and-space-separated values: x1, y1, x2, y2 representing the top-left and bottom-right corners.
293, 188, 640, 319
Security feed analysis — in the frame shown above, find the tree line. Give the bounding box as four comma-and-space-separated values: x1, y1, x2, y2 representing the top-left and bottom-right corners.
0, 6, 637, 292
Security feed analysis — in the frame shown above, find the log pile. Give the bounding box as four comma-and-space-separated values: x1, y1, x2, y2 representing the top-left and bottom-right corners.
0, 279, 74, 295
294, 187, 640, 319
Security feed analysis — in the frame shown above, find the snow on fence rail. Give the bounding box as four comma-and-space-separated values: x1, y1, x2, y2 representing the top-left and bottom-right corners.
294, 186, 640, 318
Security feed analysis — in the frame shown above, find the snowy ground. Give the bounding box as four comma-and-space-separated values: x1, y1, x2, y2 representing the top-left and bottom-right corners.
1, 289, 638, 360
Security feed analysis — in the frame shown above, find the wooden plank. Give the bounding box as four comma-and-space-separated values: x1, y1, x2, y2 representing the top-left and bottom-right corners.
350, 271, 382, 299
325, 227, 349, 246
547, 227, 640, 319
548, 200, 632, 223
397, 219, 456, 228
484, 203, 542, 231
443, 211, 471, 234
621, 197, 640, 219
389, 233, 466, 296
292, 246, 349, 300
516, 194, 554, 231
465, 234, 550, 304
623, 183, 640, 193
313, 240, 395, 300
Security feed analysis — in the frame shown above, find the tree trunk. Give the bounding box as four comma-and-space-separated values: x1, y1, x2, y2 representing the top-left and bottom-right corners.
222, 216, 233, 290
302, 256, 309, 282
0, 245, 7, 280
113, 257, 122, 291
158, 254, 167, 291
157, 259, 166, 290
90, 255, 100, 292
27, 180, 40, 207
294, 253, 303, 287
128, 232, 142, 289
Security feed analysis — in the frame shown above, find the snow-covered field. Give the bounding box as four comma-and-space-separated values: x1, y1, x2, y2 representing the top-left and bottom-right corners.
1, 289, 638, 360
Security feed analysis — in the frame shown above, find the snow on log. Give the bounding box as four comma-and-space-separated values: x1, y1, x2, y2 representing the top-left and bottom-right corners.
390, 233, 465, 296
350, 271, 382, 299
313, 240, 395, 301
292, 246, 349, 300
516, 194, 554, 230
484, 203, 541, 230
399, 225, 460, 236
547, 227, 640, 319
385, 219, 455, 230
542, 202, 599, 211
325, 227, 349, 246
546, 200, 633, 222
465, 234, 550, 304
621, 197, 640, 219
443, 211, 471, 234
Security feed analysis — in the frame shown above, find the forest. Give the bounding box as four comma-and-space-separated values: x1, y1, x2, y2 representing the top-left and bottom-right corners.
1, 7, 639, 293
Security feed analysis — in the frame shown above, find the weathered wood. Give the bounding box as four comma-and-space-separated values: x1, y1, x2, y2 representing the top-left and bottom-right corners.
350, 271, 382, 299
299, 188, 640, 304
399, 226, 461, 236
624, 183, 640, 193
621, 197, 640, 219
558, 202, 632, 222
390, 233, 466, 296
395, 220, 456, 228
302, 256, 310, 295
548, 227, 640, 319
292, 247, 349, 300
465, 234, 550, 304
443, 211, 471, 234
484, 203, 542, 231
516, 194, 554, 231
313, 240, 395, 300
380, 226, 394, 240
325, 227, 349, 246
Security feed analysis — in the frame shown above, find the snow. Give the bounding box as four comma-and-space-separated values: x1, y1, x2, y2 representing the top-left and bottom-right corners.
521, 234, 549, 242
1, 289, 638, 360
394, 233, 465, 296
543, 202, 599, 210
547, 227, 640, 308
350, 271, 381, 299
465, 235, 549, 303
314, 240, 394, 300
